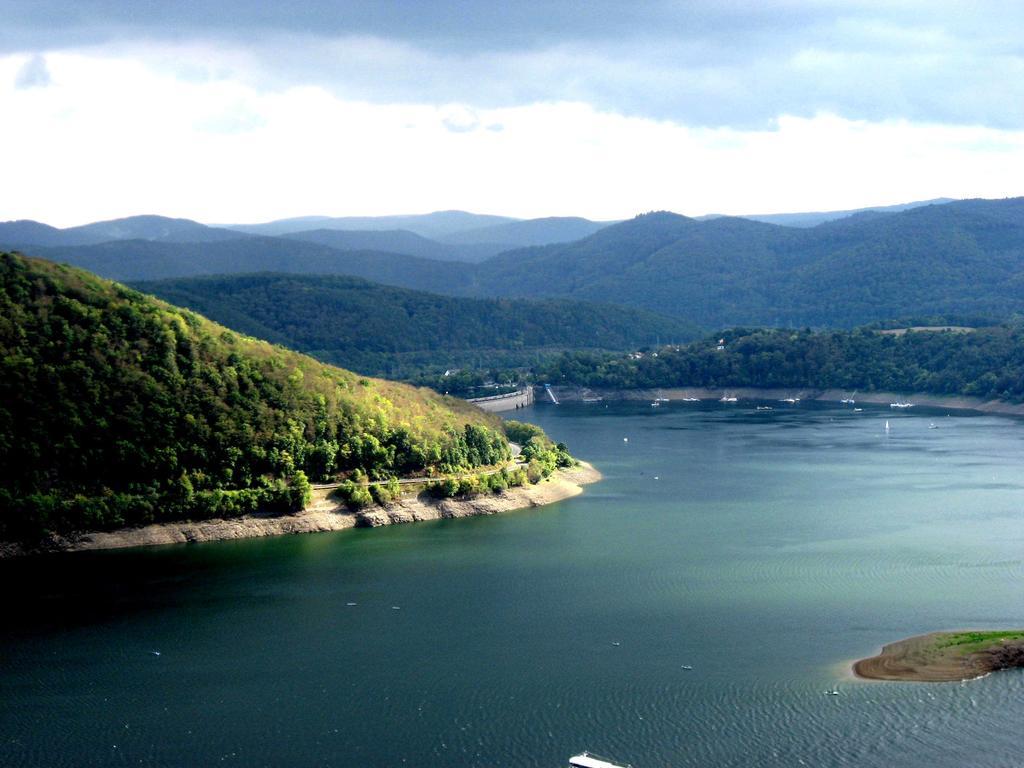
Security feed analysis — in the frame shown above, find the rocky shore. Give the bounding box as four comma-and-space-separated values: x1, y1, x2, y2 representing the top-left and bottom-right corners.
0, 462, 601, 557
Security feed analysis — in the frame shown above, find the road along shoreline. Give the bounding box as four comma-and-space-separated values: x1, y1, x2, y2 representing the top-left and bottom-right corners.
0, 462, 601, 557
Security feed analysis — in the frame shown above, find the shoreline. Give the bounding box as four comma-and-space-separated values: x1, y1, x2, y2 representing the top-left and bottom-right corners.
551, 386, 1024, 417
853, 630, 1024, 682
1, 462, 601, 558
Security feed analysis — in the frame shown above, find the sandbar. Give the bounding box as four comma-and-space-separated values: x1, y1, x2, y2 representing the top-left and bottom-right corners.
854, 630, 1024, 682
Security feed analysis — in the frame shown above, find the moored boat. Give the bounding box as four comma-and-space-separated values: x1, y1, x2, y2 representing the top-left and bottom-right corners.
569, 752, 633, 768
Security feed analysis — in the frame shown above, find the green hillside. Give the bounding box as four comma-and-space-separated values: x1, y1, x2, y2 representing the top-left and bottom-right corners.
0, 253, 511, 541
541, 324, 1024, 400
133, 273, 698, 377
474, 199, 1024, 327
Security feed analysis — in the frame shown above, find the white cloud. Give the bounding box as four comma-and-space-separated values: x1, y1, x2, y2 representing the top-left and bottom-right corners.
1, 52, 1022, 226
14, 53, 50, 88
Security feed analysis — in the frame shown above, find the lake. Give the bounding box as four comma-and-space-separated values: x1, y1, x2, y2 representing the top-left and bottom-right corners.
3, 401, 1024, 767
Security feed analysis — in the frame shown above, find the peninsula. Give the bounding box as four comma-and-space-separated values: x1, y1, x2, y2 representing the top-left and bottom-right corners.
0, 253, 594, 555
854, 631, 1024, 682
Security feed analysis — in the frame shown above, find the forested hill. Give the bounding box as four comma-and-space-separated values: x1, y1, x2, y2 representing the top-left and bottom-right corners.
28, 237, 471, 292
472, 198, 1024, 328
541, 325, 1024, 401
18, 197, 1024, 331
134, 273, 698, 377
0, 253, 511, 541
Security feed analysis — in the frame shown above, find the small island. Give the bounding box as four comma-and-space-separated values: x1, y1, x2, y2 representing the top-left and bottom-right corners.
854, 631, 1024, 682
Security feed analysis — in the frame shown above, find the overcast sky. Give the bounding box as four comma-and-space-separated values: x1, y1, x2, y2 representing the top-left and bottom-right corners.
2, 1, 1023, 226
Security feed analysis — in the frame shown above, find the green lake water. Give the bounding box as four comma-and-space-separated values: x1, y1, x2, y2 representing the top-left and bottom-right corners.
3, 401, 1024, 767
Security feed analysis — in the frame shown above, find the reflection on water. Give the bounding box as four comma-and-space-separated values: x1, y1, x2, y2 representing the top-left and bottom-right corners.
2, 401, 1024, 767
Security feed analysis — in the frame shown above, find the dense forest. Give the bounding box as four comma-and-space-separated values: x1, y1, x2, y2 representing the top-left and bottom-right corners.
540, 324, 1024, 401
134, 273, 697, 378
0, 253, 513, 541
476, 198, 1024, 327
19, 198, 1024, 332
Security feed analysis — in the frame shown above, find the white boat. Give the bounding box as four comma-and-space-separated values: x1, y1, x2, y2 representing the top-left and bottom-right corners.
929, 422, 938, 429
756, 406, 774, 411
780, 398, 799, 404
853, 408, 863, 412
650, 401, 660, 407
681, 397, 700, 402
720, 395, 738, 403
890, 401, 914, 409
570, 752, 633, 768
885, 420, 890, 431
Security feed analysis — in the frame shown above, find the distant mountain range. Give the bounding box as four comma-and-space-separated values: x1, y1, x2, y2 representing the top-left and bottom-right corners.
0, 215, 245, 248
699, 198, 955, 228
222, 210, 519, 239
9, 197, 1024, 331
0, 211, 613, 261
24, 237, 466, 291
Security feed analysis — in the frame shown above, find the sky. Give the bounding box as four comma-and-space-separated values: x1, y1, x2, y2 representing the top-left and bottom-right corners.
2, 0, 1023, 227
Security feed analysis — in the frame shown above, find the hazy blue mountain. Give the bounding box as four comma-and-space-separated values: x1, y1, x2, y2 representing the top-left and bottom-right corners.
438, 216, 613, 247
0, 215, 246, 248
281, 228, 504, 262
24, 237, 470, 292
0, 220, 66, 247
225, 210, 517, 238
133, 272, 699, 377
19, 197, 1024, 332
702, 197, 956, 228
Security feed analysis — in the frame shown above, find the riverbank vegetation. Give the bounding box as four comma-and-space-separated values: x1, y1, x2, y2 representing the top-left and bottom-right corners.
331, 420, 575, 508
0, 253, 518, 541
539, 324, 1024, 401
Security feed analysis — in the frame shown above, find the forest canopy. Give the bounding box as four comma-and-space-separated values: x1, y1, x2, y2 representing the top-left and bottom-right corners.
0, 253, 513, 540
540, 324, 1024, 401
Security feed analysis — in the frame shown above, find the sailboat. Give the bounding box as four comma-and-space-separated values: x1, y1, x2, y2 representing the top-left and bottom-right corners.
885, 420, 890, 431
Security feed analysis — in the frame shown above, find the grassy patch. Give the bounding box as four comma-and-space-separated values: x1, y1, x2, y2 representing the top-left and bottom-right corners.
935, 631, 1024, 654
